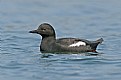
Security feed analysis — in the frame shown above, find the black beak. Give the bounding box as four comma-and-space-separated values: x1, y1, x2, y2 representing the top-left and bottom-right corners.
29, 30, 38, 33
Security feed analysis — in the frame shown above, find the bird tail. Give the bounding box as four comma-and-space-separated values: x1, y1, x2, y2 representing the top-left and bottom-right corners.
96, 38, 104, 44
90, 38, 103, 50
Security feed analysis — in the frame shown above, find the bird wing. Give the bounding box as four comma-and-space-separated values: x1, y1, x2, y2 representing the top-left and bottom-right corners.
56, 38, 91, 47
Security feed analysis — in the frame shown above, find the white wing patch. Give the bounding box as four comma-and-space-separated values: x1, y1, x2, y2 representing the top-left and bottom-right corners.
68, 41, 86, 47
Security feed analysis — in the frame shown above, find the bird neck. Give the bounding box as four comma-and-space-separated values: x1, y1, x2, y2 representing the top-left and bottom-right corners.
42, 36, 56, 41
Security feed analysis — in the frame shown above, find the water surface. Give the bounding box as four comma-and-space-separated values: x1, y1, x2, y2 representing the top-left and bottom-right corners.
1, 0, 121, 80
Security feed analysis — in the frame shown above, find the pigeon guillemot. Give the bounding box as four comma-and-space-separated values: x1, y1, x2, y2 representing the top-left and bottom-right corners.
29, 23, 103, 53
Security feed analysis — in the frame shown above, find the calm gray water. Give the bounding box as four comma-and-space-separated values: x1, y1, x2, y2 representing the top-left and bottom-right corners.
1, 0, 121, 80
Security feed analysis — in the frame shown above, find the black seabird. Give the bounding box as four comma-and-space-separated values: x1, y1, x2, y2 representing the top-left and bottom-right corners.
29, 23, 103, 53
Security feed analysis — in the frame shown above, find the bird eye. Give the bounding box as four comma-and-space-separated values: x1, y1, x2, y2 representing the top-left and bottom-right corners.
42, 28, 46, 31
